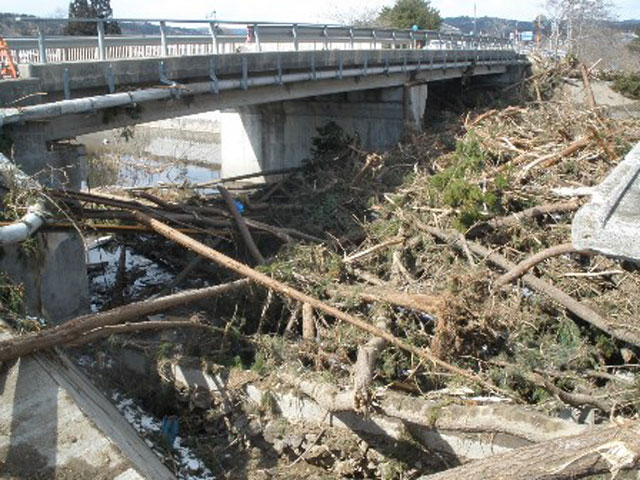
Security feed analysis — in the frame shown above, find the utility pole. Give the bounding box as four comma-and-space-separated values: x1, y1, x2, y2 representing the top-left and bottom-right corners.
473, 2, 477, 36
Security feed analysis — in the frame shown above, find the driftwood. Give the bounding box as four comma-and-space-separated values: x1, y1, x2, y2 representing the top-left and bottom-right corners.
66, 320, 210, 347
467, 200, 582, 238
218, 185, 265, 264
483, 199, 582, 231
134, 212, 514, 398
521, 136, 591, 177
413, 219, 640, 348
281, 372, 587, 443
425, 420, 640, 480
53, 189, 322, 244
0, 279, 249, 362
495, 243, 585, 288
333, 286, 443, 315
301, 303, 315, 341
529, 372, 612, 413
353, 317, 388, 411
343, 237, 403, 264
581, 63, 597, 110
124, 166, 304, 191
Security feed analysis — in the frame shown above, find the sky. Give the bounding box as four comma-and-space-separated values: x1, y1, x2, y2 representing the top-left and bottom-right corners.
2, 0, 639, 23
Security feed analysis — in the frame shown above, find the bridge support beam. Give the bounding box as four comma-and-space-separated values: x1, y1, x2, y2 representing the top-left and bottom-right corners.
3, 126, 89, 323
220, 84, 428, 179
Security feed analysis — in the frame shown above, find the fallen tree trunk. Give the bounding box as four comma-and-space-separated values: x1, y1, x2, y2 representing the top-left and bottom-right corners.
134, 212, 514, 398
0, 279, 249, 362
280, 372, 588, 443
424, 420, 640, 480
581, 63, 597, 110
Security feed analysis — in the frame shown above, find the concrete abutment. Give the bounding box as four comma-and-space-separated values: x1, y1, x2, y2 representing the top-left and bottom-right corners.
3, 129, 89, 323
220, 83, 428, 179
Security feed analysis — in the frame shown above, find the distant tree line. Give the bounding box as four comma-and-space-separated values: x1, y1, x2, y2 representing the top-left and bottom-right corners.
331, 0, 442, 31
63, 0, 120, 36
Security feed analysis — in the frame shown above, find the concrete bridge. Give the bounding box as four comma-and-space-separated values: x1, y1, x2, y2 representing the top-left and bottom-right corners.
2, 18, 526, 181
0, 17, 527, 322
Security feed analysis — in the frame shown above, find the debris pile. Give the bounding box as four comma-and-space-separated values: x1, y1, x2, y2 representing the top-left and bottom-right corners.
3, 58, 640, 478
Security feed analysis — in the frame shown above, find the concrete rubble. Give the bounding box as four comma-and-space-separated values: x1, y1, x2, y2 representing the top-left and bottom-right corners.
572, 142, 640, 261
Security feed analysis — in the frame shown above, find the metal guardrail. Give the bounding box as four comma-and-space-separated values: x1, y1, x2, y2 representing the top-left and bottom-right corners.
8, 17, 514, 65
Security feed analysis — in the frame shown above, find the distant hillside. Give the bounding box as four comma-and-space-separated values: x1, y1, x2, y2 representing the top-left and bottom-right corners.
444, 16, 535, 36
444, 15, 640, 36
0, 13, 207, 36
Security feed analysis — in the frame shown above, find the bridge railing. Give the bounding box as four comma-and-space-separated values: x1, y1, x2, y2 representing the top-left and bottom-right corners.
7, 17, 514, 65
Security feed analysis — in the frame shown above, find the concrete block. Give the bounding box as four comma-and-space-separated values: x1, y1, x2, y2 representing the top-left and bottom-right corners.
0, 232, 89, 323
0, 323, 173, 479
572, 142, 640, 261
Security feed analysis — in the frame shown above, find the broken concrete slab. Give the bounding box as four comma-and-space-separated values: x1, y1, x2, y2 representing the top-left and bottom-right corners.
572, 142, 640, 261
0, 323, 174, 479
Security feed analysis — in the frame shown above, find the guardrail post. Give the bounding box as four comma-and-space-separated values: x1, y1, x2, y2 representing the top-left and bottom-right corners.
292, 24, 299, 51
37, 27, 47, 64
209, 22, 219, 54
159, 21, 168, 57
254, 24, 261, 52
97, 20, 106, 60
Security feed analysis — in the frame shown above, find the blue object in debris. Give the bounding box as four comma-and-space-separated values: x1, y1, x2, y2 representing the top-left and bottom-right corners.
161, 415, 179, 447
233, 199, 245, 214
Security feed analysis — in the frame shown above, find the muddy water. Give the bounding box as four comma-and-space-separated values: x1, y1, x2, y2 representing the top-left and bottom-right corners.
86, 153, 220, 190
80, 111, 222, 190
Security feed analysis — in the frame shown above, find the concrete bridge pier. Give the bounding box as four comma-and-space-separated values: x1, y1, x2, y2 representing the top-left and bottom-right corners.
2, 124, 89, 323
220, 83, 428, 179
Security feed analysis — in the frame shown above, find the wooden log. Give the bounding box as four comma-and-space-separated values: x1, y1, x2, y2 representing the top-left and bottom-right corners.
282, 372, 588, 443
0, 279, 249, 362
424, 420, 640, 480
353, 318, 388, 411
